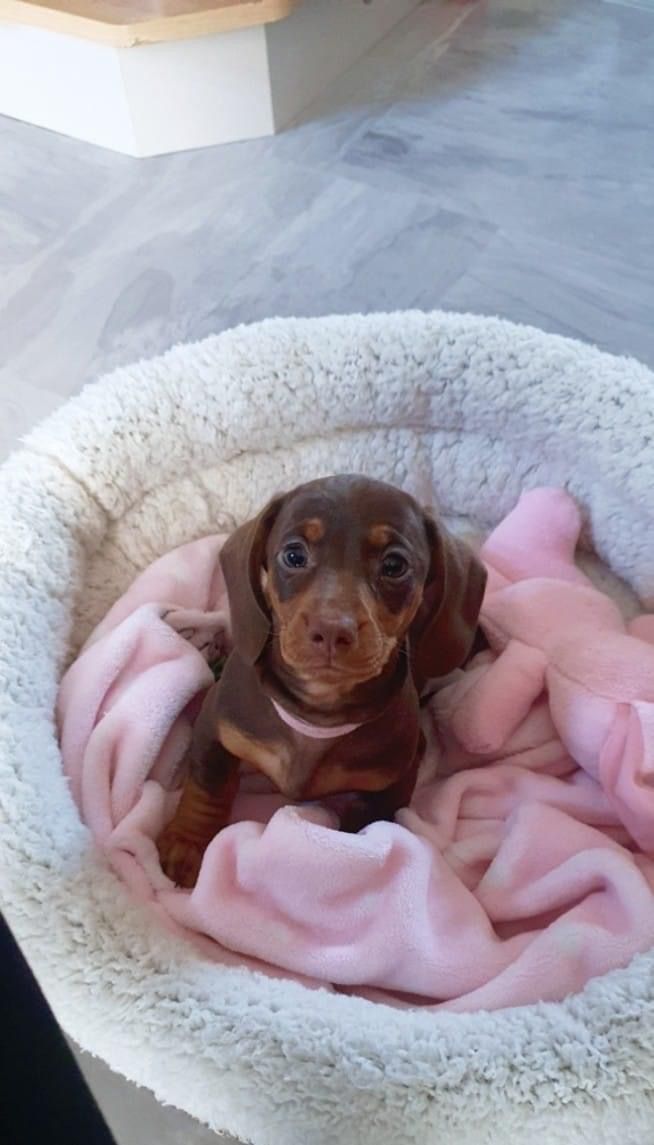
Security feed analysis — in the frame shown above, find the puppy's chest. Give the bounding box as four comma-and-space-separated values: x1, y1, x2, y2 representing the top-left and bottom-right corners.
214, 659, 419, 801
219, 722, 336, 800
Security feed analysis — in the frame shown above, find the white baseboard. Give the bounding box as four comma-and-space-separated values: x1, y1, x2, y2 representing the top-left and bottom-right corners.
0, 23, 274, 155
0, 0, 423, 155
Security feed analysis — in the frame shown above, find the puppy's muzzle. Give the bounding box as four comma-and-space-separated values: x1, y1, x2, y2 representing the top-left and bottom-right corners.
302, 610, 358, 662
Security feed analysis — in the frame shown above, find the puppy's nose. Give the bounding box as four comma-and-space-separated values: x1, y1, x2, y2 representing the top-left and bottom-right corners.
306, 614, 357, 655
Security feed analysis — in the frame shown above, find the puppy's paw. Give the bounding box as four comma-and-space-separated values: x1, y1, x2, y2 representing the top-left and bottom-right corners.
157, 827, 206, 888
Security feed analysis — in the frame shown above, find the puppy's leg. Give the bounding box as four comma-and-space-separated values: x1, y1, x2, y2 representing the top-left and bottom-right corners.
339, 745, 422, 834
158, 739, 240, 888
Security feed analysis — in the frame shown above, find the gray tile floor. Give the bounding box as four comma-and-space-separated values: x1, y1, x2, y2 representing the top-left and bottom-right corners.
2, 0, 654, 1139
76, 1050, 229, 1144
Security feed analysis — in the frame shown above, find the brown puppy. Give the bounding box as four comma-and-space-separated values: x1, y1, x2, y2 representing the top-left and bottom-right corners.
158, 475, 486, 887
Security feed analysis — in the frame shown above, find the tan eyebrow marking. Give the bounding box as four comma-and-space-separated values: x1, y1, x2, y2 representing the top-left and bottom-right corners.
302, 517, 325, 543
368, 525, 393, 547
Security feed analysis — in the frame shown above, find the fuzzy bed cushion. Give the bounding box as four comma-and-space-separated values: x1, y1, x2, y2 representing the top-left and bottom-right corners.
2, 311, 654, 1145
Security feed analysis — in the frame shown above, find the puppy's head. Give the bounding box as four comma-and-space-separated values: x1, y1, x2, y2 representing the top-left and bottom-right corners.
220, 475, 486, 693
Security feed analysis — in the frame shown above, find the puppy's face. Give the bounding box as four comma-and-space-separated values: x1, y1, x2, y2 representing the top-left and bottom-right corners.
263, 477, 433, 689
220, 473, 486, 699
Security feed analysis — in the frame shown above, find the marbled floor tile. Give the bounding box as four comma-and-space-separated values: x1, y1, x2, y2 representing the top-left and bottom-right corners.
75, 1050, 240, 1145
441, 227, 654, 365
0, 152, 344, 395
0, 118, 131, 275
200, 174, 496, 333
0, 153, 495, 397
338, 0, 654, 265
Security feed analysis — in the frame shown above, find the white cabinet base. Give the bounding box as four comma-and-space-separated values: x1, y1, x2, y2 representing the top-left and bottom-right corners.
0, 0, 423, 156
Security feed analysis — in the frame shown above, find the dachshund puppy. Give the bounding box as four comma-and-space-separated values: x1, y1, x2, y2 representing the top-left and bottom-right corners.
158, 474, 486, 887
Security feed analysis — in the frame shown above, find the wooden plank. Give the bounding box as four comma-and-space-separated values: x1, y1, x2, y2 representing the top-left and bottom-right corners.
0, 0, 303, 47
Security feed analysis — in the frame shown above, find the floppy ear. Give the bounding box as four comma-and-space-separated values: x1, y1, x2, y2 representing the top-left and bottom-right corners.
219, 495, 286, 664
410, 515, 487, 684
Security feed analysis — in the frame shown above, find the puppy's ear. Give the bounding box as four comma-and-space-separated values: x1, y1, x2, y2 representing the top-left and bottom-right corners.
409, 514, 487, 684
219, 495, 286, 664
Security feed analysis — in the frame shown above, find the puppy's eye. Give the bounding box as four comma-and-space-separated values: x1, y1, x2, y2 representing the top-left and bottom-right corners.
381, 551, 410, 579
280, 542, 309, 570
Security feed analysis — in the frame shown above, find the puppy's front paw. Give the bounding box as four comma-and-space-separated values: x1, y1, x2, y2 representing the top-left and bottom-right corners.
157, 827, 206, 888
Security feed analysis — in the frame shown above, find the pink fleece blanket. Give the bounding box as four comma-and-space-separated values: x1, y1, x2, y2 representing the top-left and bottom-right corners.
57, 489, 654, 1012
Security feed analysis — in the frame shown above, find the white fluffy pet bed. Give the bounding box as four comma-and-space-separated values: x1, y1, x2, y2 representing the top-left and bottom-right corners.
2, 311, 654, 1145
